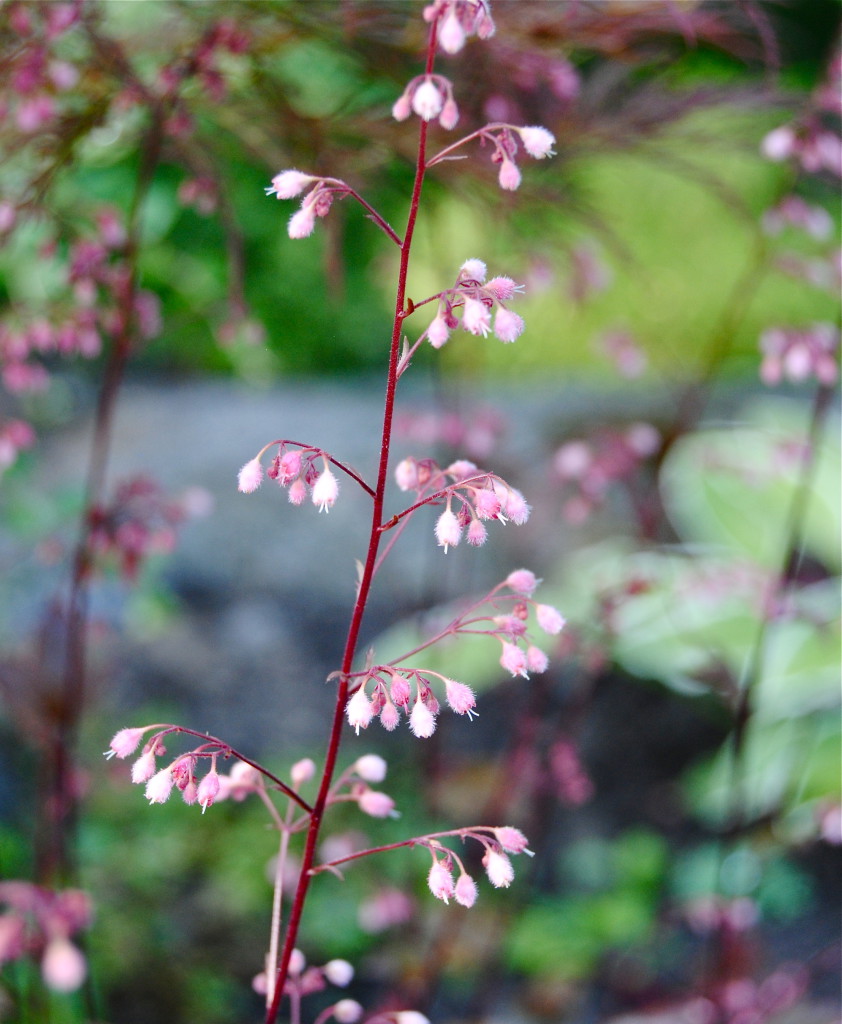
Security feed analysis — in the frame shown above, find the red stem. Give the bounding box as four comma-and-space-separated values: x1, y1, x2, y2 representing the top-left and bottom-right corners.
263, 23, 438, 1024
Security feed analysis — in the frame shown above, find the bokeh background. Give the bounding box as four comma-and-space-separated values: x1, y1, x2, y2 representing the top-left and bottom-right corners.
0, 2, 839, 1023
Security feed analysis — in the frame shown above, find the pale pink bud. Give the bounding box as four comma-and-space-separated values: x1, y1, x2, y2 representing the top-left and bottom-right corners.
131, 749, 157, 784
324, 959, 354, 986
493, 308, 525, 343
288, 206, 316, 239
395, 457, 419, 490
268, 169, 313, 199
145, 767, 174, 804
460, 258, 487, 282
439, 97, 459, 130
485, 276, 520, 300
289, 948, 306, 975
106, 727, 146, 759
536, 604, 566, 634
392, 92, 412, 121
475, 9, 495, 39
380, 699, 400, 731
346, 687, 373, 734
762, 125, 796, 161
410, 697, 437, 738
506, 568, 538, 595
462, 297, 491, 337
197, 769, 220, 812
466, 519, 487, 546
182, 780, 198, 805
454, 873, 479, 907
333, 999, 364, 1024
355, 753, 387, 783
358, 789, 397, 818
411, 78, 443, 121
390, 674, 411, 706
427, 313, 451, 348
291, 758, 316, 787
500, 641, 528, 678
41, 938, 87, 992
312, 465, 339, 512
520, 125, 556, 159
498, 159, 521, 191
526, 645, 549, 673
237, 458, 263, 493
502, 488, 530, 524
439, 10, 466, 53
494, 826, 531, 854
483, 849, 515, 887
435, 507, 462, 551
475, 489, 502, 519
444, 678, 477, 716
288, 478, 308, 505
277, 449, 302, 483
428, 861, 455, 902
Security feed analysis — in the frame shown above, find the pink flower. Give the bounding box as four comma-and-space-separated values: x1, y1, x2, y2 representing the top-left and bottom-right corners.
312, 465, 339, 512
439, 97, 459, 130
354, 754, 387, 782
519, 126, 556, 159
460, 258, 487, 282
105, 727, 146, 759
291, 758, 316, 787
277, 449, 302, 484
536, 604, 566, 635
131, 749, 157, 784
392, 92, 412, 121
288, 478, 308, 505
483, 849, 515, 888
346, 688, 373, 733
395, 457, 419, 490
145, 767, 174, 804
411, 78, 443, 120
498, 159, 521, 191
380, 699, 400, 731
324, 959, 354, 986
390, 674, 411, 706
454, 873, 479, 907
485, 276, 520, 301
427, 313, 450, 348
500, 641, 528, 678
526, 645, 549, 673
288, 206, 316, 239
462, 297, 491, 337
358, 789, 397, 818
428, 861, 455, 902
502, 488, 530, 524
238, 458, 263, 493
466, 519, 487, 546
409, 697, 436, 738
506, 568, 538, 595
438, 10, 466, 53
41, 938, 87, 993
444, 678, 477, 717
197, 769, 220, 813
333, 1000, 364, 1024
493, 308, 525, 343
494, 827, 531, 854
435, 507, 462, 551
762, 125, 795, 162
475, 489, 502, 519
266, 170, 313, 199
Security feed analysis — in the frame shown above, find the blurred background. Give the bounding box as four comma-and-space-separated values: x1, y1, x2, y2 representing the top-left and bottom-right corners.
0, 2, 839, 1023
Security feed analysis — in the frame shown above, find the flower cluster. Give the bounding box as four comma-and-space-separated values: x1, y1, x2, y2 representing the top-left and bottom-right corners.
423, 258, 527, 348
392, 73, 461, 129
554, 423, 662, 525
395, 451, 530, 550
87, 476, 210, 581
344, 570, 564, 737
238, 443, 341, 512
395, 403, 504, 459
759, 323, 839, 388
252, 949, 365, 1022
423, 826, 531, 907
329, 754, 399, 820
265, 171, 356, 240
0, 881, 91, 994
423, 0, 495, 54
